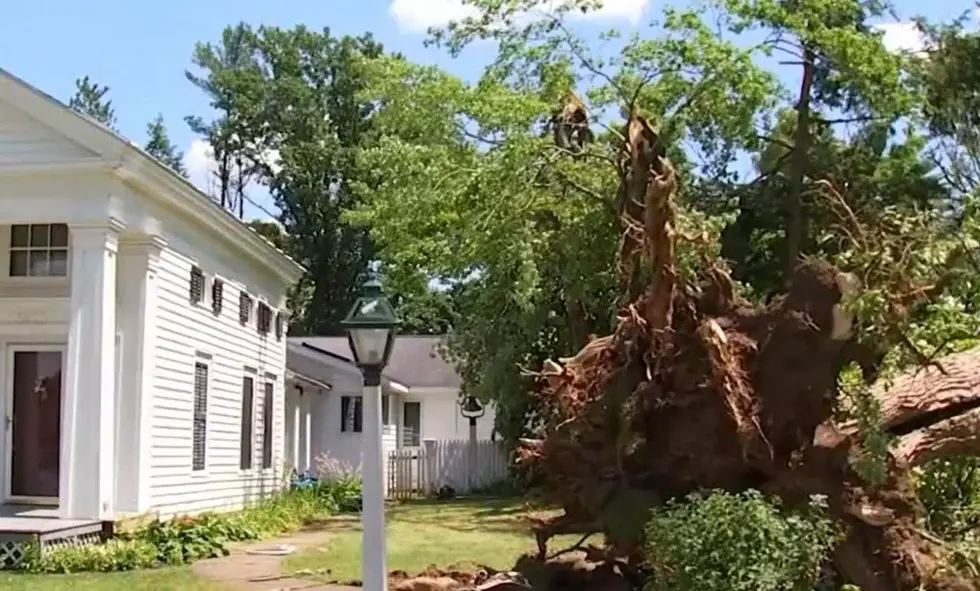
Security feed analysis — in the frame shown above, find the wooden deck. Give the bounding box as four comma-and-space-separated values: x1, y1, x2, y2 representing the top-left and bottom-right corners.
0, 505, 104, 567
0, 504, 102, 541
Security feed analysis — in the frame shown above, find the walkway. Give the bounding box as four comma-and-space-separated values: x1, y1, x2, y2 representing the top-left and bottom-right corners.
193, 530, 359, 591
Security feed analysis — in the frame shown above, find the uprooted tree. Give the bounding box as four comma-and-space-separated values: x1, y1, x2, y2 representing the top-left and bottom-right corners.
515, 100, 980, 590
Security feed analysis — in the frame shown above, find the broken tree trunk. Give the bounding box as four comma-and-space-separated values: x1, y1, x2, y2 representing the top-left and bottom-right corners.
517, 107, 979, 590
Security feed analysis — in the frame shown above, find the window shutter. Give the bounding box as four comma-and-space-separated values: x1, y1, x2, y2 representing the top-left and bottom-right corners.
261, 382, 274, 469
192, 362, 209, 471
257, 303, 271, 334
240, 376, 254, 470
239, 292, 252, 325
274, 312, 284, 341
189, 267, 204, 303
212, 279, 224, 315
341, 396, 363, 433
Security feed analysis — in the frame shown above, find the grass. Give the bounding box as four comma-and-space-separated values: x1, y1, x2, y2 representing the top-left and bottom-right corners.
0, 568, 228, 590
283, 497, 573, 583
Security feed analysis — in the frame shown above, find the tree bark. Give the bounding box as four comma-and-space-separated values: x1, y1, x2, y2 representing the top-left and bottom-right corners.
786, 46, 815, 280
870, 347, 980, 467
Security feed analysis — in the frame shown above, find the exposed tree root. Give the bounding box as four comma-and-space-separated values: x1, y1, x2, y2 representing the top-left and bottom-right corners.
512, 109, 980, 590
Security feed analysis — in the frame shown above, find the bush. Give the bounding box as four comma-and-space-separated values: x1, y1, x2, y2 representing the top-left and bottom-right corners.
22, 539, 158, 574
643, 490, 839, 591
21, 479, 357, 574
916, 457, 980, 539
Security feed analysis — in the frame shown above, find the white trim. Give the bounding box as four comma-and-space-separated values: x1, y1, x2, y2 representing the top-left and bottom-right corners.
0, 67, 304, 285
286, 370, 332, 393
238, 368, 258, 475
288, 343, 410, 392
0, 159, 122, 179
401, 399, 423, 448
259, 375, 277, 473
4, 343, 66, 505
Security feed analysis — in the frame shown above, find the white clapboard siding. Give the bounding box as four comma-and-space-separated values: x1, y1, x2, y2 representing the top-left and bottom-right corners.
387, 439, 509, 499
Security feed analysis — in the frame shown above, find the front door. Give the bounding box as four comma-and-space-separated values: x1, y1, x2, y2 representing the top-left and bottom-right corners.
6, 347, 63, 503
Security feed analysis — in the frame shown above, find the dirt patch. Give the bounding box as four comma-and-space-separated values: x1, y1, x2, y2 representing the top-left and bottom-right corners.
193, 531, 359, 591
385, 554, 635, 591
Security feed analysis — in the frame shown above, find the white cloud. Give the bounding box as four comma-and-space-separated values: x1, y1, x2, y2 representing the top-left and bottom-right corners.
389, 0, 649, 33
186, 138, 217, 193
184, 139, 281, 221
874, 21, 929, 55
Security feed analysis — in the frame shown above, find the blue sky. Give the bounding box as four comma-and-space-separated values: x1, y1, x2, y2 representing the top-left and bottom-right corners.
0, 0, 973, 219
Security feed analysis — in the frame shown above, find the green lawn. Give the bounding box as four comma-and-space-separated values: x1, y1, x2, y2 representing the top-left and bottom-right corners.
284, 497, 571, 583
0, 568, 228, 590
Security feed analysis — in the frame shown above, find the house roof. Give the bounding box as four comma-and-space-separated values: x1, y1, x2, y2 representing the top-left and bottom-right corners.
288, 335, 461, 389
0, 67, 305, 285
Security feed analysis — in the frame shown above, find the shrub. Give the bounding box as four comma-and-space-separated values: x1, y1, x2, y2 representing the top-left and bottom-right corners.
916, 457, 980, 538
643, 490, 839, 591
20, 481, 350, 574
21, 539, 158, 574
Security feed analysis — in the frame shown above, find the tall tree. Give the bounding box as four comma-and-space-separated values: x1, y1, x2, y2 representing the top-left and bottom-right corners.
68, 76, 117, 130
186, 25, 428, 335
185, 23, 262, 216
144, 114, 189, 177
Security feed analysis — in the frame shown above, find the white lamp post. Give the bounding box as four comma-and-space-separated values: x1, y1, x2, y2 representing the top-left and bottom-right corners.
342, 277, 398, 591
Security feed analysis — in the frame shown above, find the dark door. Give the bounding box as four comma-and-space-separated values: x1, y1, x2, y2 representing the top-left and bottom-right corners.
9, 350, 62, 499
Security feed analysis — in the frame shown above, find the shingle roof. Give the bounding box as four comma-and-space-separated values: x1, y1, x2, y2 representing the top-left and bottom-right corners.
289, 335, 461, 389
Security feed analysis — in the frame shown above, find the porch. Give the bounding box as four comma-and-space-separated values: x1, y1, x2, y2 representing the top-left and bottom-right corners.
0, 504, 103, 567
0, 219, 165, 522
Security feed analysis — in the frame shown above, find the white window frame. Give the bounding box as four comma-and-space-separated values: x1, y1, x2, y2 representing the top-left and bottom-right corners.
9, 223, 70, 278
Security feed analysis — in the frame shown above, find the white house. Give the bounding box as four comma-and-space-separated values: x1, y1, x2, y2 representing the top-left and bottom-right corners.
0, 68, 304, 523
282, 336, 497, 478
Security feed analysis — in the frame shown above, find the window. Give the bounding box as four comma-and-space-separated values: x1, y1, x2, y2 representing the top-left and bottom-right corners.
341, 395, 363, 433
192, 361, 209, 471
257, 303, 272, 334
212, 279, 224, 315
189, 266, 205, 303
341, 395, 390, 433
240, 375, 254, 470
403, 401, 421, 447
10, 223, 69, 277
261, 381, 274, 469
239, 292, 252, 325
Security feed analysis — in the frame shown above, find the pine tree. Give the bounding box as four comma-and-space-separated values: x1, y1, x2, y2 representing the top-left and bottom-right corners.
144, 114, 189, 178
68, 76, 117, 130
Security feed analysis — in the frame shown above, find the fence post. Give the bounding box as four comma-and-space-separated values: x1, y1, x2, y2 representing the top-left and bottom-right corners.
423, 439, 437, 495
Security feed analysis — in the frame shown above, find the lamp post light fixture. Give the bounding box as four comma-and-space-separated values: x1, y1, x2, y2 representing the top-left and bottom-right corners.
459, 395, 485, 492
342, 277, 398, 591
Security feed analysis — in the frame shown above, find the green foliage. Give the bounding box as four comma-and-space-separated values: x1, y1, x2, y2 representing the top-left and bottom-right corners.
916, 457, 980, 539
144, 114, 189, 178
643, 490, 839, 591
68, 75, 117, 130
22, 480, 359, 574
21, 540, 158, 574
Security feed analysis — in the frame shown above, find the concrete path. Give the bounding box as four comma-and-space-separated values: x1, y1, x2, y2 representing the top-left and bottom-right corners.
193, 530, 360, 591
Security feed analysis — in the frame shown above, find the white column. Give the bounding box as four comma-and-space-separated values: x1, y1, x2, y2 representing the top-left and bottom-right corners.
113, 234, 164, 514
292, 389, 301, 472
300, 392, 312, 473
395, 392, 404, 450
60, 221, 121, 520
362, 375, 387, 591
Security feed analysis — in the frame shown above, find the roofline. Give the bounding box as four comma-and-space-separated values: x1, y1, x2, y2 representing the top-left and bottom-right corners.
0, 67, 305, 286
116, 157, 304, 285
298, 341, 410, 391
286, 369, 332, 392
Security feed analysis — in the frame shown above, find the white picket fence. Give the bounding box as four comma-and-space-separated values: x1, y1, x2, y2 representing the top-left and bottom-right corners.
387, 439, 509, 499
